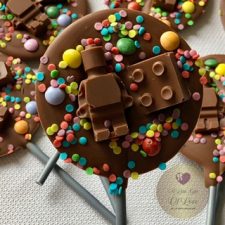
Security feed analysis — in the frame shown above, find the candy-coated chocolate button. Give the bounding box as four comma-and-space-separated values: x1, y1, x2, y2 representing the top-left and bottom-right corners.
45, 86, 65, 105
14, 120, 29, 134
116, 38, 136, 55
62, 49, 82, 69
182, 1, 195, 14
160, 31, 180, 51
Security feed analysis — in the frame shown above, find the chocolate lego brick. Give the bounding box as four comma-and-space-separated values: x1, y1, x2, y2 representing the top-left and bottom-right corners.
125, 52, 190, 115
77, 45, 133, 142
0, 61, 13, 87
0, 52, 39, 157
143, 0, 208, 31
7, 0, 50, 36
36, 9, 202, 191
0, 0, 88, 60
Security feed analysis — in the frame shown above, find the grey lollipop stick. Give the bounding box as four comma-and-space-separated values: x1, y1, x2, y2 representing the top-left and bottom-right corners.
206, 186, 217, 225
100, 177, 127, 225
215, 174, 225, 225
36, 151, 60, 185
26, 142, 116, 225
114, 190, 127, 225
100, 177, 116, 212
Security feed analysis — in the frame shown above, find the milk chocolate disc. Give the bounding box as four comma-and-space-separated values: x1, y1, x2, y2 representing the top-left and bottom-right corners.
0, 53, 39, 157
0, 0, 88, 60
105, 0, 148, 11
36, 9, 202, 193
181, 55, 225, 188
143, 0, 208, 31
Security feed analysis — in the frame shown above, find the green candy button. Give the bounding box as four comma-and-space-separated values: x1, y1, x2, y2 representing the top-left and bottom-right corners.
46, 6, 60, 19
204, 58, 218, 68
116, 38, 136, 55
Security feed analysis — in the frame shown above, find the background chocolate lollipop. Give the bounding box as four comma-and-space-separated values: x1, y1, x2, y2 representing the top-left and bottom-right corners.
142, 0, 208, 31
0, 0, 88, 60
0, 52, 39, 157
36, 8, 202, 197
181, 55, 225, 225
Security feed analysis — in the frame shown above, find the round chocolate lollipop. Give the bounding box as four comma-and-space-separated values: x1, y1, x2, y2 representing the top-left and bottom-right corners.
36, 9, 202, 194
142, 0, 208, 31
181, 55, 225, 225
0, 52, 39, 157
0, 0, 88, 60
105, 0, 148, 11
181, 55, 225, 187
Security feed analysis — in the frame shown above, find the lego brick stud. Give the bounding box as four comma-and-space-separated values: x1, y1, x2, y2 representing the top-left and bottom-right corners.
152, 61, 165, 76
131, 69, 144, 83
161, 86, 173, 100
139, 93, 153, 107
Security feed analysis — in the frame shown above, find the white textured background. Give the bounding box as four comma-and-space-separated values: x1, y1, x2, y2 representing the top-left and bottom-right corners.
1, 0, 225, 224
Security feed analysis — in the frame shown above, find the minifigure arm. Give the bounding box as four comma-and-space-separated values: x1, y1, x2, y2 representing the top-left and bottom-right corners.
115, 75, 133, 108
76, 81, 90, 118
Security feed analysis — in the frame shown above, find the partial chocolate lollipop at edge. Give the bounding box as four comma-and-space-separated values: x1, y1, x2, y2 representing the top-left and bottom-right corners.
142, 0, 208, 31
0, 52, 39, 157
0, 0, 88, 60
181, 55, 225, 188
36, 9, 202, 194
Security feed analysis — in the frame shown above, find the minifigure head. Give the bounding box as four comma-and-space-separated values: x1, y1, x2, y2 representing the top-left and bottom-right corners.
81, 45, 107, 76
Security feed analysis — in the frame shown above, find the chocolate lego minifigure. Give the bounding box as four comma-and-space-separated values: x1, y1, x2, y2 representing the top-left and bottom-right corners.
153, 0, 178, 12
6, 0, 50, 36
77, 45, 133, 142
195, 86, 219, 133
126, 52, 190, 115
0, 61, 13, 87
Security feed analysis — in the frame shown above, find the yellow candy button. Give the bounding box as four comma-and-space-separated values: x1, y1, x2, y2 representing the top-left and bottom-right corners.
62, 49, 82, 69
182, 1, 195, 14
160, 31, 180, 51
215, 63, 225, 76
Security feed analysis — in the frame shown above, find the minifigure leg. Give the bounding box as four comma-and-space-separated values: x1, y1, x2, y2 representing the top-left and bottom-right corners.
91, 114, 110, 142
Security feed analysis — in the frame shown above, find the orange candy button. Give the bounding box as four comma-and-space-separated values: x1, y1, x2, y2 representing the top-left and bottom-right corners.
14, 120, 29, 134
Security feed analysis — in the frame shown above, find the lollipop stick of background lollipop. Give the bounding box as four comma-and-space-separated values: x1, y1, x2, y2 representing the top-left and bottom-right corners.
100, 177, 127, 225
215, 173, 225, 225
207, 186, 217, 225
27, 143, 116, 224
